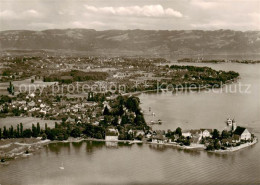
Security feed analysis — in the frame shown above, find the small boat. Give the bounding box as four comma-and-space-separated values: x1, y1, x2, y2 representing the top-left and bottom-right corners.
59, 162, 64, 170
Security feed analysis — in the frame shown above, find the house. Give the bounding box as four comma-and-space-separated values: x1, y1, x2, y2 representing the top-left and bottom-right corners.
190, 129, 201, 137
28, 101, 35, 107
128, 129, 133, 135
105, 128, 119, 141
233, 126, 251, 141
66, 117, 75, 123
93, 121, 99, 126
40, 103, 46, 108
135, 130, 145, 137
152, 134, 167, 144
200, 129, 212, 138
145, 130, 153, 138
113, 72, 126, 79
190, 129, 202, 143
39, 109, 47, 114
29, 93, 35, 98
18, 100, 26, 105
155, 130, 165, 136
182, 130, 191, 138
146, 133, 152, 138
105, 135, 118, 141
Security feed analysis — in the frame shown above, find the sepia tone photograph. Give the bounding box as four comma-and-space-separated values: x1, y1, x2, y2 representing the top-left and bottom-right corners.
0, 0, 259, 184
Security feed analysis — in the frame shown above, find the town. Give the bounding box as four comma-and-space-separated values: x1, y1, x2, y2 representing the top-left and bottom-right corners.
0, 55, 256, 163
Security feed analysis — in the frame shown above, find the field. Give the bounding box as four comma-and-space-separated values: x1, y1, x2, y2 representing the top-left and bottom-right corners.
0, 78, 57, 95
0, 117, 58, 129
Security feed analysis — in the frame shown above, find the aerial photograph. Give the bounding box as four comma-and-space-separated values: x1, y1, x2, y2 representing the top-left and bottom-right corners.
0, 0, 259, 184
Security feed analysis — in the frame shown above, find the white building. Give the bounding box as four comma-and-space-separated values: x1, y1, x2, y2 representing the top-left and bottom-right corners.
200, 129, 212, 138
226, 118, 237, 131
105, 128, 119, 141
182, 130, 191, 137
105, 135, 118, 141
233, 126, 251, 141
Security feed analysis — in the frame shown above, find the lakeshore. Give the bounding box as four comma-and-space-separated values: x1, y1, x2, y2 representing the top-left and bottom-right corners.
1, 135, 258, 165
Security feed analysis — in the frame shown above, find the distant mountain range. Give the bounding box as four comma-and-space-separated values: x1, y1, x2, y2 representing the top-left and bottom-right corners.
0, 29, 260, 58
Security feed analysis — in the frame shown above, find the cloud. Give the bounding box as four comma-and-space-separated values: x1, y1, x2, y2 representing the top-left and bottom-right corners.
84, 4, 183, 18
191, 18, 260, 30
190, 0, 219, 9
0, 9, 42, 20
0, 0, 259, 31
23, 9, 41, 17
71, 21, 105, 28
0, 10, 17, 20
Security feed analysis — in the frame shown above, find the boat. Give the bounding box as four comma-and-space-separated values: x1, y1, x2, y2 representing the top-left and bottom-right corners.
59, 162, 64, 170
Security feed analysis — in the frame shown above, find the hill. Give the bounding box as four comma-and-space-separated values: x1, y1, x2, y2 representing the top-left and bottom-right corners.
1, 29, 260, 59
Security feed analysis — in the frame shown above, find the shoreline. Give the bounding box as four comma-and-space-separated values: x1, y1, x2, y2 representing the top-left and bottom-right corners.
210, 138, 258, 154
176, 61, 260, 64
1, 137, 257, 165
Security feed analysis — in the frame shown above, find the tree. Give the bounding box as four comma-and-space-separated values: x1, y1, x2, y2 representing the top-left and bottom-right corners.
3, 126, 8, 139
9, 125, 14, 138
212, 129, 220, 139
2, 104, 9, 113
23, 129, 32, 138
71, 127, 81, 138
37, 122, 41, 136
41, 133, 47, 140
120, 115, 128, 125
46, 129, 56, 140
170, 135, 175, 141
214, 139, 221, 150
118, 105, 124, 116
134, 114, 146, 126
20, 123, 23, 137
16, 124, 20, 138
183, 138, 191, 146
0, 128, 2, 139
7, 81, 14, 95
31, 79, 34, 83
175, 127, 182, 137
125, 97, 139, 112
206, 144, 214, 151
111, 116, 119, 126
0, 95, 12, 104
103, 106, 110, 115
221, 130, 229, 139
32, 124, 38, 137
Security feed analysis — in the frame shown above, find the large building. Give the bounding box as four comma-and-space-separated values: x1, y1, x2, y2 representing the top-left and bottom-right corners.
233, 126, 251, 141
105, 128, 119, 141
226, 118, 237, 131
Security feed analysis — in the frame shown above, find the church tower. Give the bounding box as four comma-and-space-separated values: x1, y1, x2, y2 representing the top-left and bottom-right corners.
226, 118, 237, 131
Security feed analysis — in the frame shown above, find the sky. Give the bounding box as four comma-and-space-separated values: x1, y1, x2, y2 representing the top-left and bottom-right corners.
0, 0, 259, 31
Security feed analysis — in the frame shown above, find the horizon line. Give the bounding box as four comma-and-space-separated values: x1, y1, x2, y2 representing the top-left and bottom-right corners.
1, 28, 260, 32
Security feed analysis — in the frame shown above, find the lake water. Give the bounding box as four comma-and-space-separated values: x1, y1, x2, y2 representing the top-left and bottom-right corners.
0, 63, 260, 184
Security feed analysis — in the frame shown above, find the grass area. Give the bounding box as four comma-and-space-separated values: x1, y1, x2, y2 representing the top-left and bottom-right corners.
44, 70, 108, 83
0, 117, 57, 129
